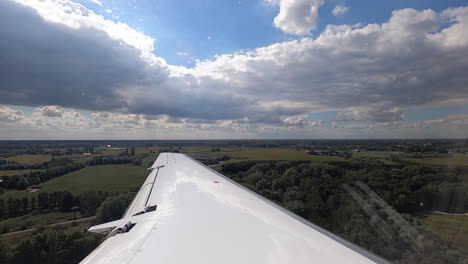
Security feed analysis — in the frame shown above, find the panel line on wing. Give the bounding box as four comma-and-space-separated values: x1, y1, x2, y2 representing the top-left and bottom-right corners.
144, 165, 164, 208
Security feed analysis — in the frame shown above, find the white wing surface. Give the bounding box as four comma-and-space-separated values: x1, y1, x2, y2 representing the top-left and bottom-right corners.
81, 153, 388, 264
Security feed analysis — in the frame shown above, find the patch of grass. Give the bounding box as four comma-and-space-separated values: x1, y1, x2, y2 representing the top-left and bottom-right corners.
66, 156, 95, 164
402, 154, 468, 166
37, 164, 148, 194
0, 211, 79, 233
209, 164, 222, 172
217, 148, 345, 161
0, 169, 43, 177
0, 164, 148, 199
418, 214, 468, 257
355, 151, 398, 165
0, 218, 93, 247
142, 154, 157, 167
135, 147, 159, 155
6, 154, 52, 165
355, 151, 393, 159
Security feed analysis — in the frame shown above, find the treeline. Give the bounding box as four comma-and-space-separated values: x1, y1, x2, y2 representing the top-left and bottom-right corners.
0, 163, 85, 190
86, 156, 131, 166
95, 193, 133, 223
0, 157, 76, 171
0, 230, 103, 264
0, 155, 144, 191
0, 191, 133, 233
221, 159, 468, 263
0, 160, 16, 166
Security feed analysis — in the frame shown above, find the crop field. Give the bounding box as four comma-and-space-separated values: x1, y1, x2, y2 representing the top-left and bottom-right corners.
0, 164, 148, 200
6, 154, 52, 165
418, 214, 468, 257
34, 164, 148, 194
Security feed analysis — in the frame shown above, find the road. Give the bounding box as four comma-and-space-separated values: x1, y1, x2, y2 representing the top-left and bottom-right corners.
1, 216, 96, 238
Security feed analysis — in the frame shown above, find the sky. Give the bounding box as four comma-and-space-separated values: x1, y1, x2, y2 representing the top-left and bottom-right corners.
0, 0, 468, 139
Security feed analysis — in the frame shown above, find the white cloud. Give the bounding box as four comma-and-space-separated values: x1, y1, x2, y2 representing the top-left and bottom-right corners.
37, 105, 64, 117
0, 106, 24, 122
88, 0, 102, 6
2, 1, 468, 138
177, 51, 189, 56
271, 0, 324, 35
334, 105, 404, 123
332, 5, 348, 16
12, 0, 159, 64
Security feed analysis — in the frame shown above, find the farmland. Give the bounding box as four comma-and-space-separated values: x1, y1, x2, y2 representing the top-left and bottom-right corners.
402, 154, 468, 166
0, 139, 467, 263
36, 164, 147, 194
0, 169, 43, 177
418, 213, 468, 258
0, 164, 147, 200
5, 154, 52, 165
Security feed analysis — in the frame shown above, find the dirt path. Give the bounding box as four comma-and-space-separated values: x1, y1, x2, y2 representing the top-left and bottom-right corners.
431, 210, 468, 216
1, 216, 96, 238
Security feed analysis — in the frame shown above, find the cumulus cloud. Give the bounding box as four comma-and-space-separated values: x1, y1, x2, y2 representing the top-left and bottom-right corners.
270, 0, 324, 35
37, 106, 64, 117
1, 0, 468, 134
332, 5, 348, 16
0, 106, 24, 122
334, 105, 404, 123
282, 115, 320, 127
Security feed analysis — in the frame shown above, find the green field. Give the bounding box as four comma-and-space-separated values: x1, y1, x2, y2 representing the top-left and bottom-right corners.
0, 211, 79, 233
178, 147, 346, 161
142, 154, 158, 166
354, 151, 398, 165
0, 164, 148, 199
0, 169, 43, 177
6, 154, 52, 165
418, 214, 468, 257
402, 154, 468, 166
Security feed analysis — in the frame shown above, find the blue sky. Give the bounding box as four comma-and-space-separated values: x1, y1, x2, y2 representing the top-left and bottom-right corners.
0, 0, 468, 139
77, 0, 468, 66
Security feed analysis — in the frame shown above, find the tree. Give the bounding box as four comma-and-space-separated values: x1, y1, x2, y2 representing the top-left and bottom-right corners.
37, 193, 50, 211
0, 200, 5, 219
79, 192, 102, 216
60, 192, 74, 212
7, 175, 30, 190
96, 194, 133, 223
30, 197, 36, 211
0, 241, 11, 264
20, 197, 29, 212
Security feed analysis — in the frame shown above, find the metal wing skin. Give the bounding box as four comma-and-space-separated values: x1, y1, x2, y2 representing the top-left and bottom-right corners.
81, 153, 388, 264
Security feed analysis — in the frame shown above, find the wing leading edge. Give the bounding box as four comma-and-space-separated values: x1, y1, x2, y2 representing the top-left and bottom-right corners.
81, 153, 388, 264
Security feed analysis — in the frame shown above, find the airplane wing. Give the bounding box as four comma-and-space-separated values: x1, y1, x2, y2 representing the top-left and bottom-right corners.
81, 153, 388, 264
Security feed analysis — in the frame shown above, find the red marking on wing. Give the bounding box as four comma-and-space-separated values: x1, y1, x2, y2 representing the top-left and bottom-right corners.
213, 181, 220, 183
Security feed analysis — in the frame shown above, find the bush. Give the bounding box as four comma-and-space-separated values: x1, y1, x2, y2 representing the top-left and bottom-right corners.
95, 193, 134, 223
